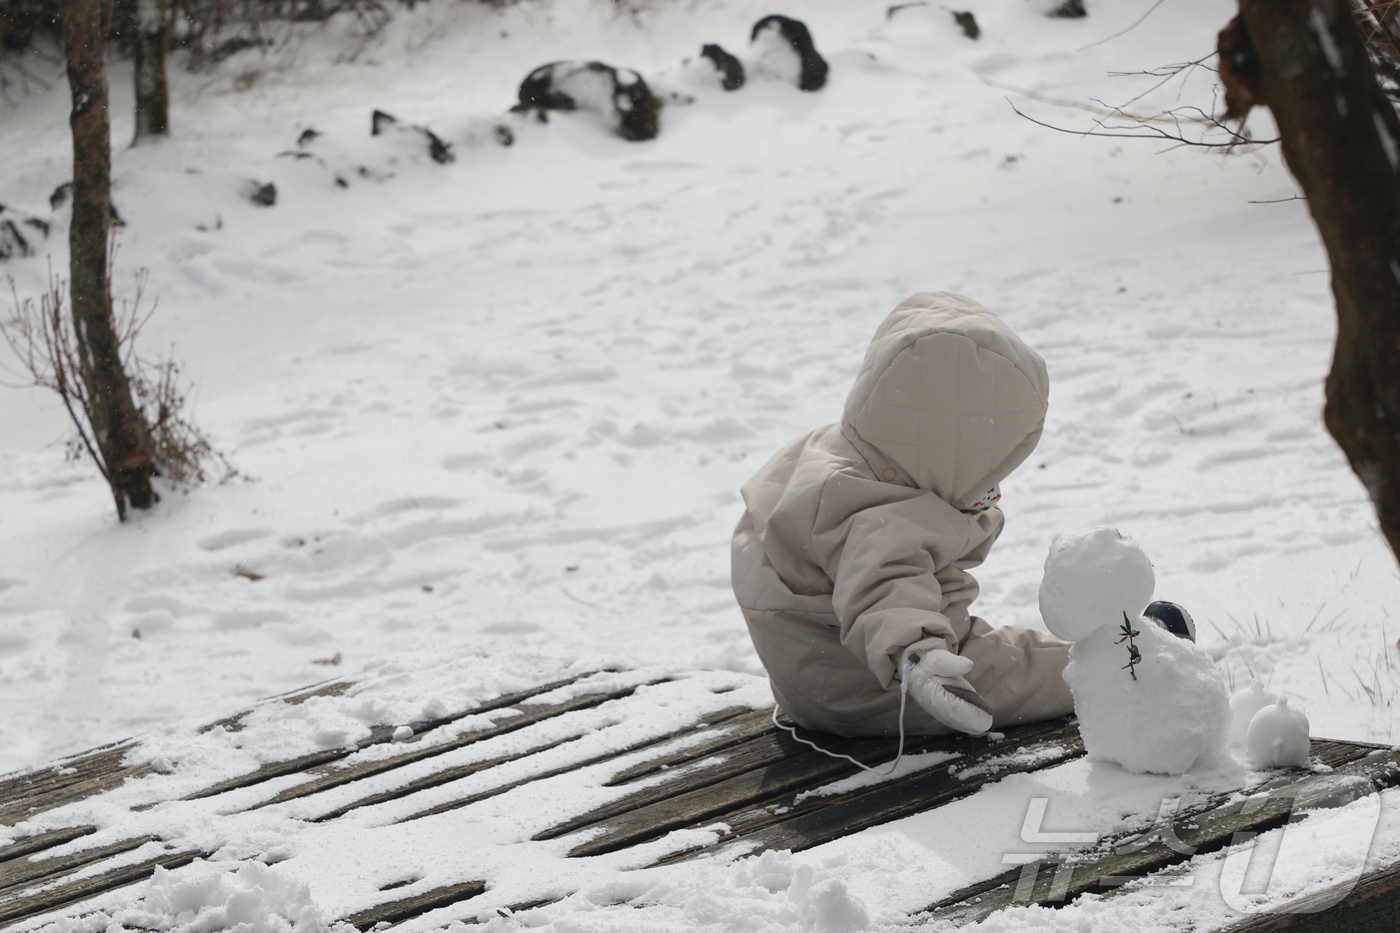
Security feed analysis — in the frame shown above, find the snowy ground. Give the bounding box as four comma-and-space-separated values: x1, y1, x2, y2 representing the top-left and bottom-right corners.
3, 0, 1400, 928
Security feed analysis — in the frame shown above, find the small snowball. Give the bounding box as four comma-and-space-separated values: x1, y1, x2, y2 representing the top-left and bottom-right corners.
150, 757, 174, 774
1246, 696, 1311, 769
1064, 619, 1230, 774
391, 725, 414, 742
1039, 526, 1156, 642
1228, 679, 1279, 747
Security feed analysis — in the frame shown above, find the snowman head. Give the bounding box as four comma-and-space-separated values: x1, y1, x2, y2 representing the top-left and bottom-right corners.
1038, 526, 1155, 642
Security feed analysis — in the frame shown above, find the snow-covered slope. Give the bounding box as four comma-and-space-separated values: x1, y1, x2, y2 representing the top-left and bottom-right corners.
0, 0, 1394, 784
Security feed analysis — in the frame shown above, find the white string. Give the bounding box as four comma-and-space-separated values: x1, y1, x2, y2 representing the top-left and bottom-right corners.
769, 657, 912, 777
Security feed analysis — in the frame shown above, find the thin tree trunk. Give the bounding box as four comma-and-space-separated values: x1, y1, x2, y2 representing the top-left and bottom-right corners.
62, 0, 157, 520
132, 0, 168, 142
1220, 0, 1400, 563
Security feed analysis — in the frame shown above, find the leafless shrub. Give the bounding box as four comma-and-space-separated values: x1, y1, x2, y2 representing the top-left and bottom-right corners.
131, 350, 235, 486
1, 262, 234, 491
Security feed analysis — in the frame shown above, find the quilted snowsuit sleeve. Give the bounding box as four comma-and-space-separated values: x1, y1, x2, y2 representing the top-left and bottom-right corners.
809, 470, 1001, 688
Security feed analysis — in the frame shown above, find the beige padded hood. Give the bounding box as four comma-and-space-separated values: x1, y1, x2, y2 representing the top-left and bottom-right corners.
842, 292, 1049, 508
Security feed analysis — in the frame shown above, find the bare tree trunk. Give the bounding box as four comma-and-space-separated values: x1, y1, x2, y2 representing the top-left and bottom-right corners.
132, 0, 168, 142
1220, 0, 1400, 563
62, 0, 157, 520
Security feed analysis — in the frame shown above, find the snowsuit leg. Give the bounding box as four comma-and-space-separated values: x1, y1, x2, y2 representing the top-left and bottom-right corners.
744, 609, 1073, 737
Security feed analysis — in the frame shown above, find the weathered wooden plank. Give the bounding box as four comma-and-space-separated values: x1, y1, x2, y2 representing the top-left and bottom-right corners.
245, 679, 662, 814
0, 747, 148, 829
0, 744, 132, 806
924, 744, 1400, 927
451, 897, 561, 926
556, 721, 1077, 859
396, 711, 767, 826
922, 739, 1377, 917
0, 847, 204, 927
920, 739, 1378, 917
183, 671, 616, 803
0, 684, 364, 826
318, 734, 587, 822
0, 826, 97, 865
1311, 735, 1394, 751
1215, 856, 1400, 932
342, 879, 486, 931
706, 720, 1082, 857
540, 716, 1069, 847
650, 721, 1082, 865
564, 749, 873, 857
0, 835, 156, 899
533, 727, 818, 842
603, 709, 781, 786
320, 706, 755, 824
197, 679, 355, 735
0, 684, 364, 828
715, 719, 1077, 842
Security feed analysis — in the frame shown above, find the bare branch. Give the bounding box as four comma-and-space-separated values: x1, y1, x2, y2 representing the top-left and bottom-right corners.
1005, 99, 1277, 150
1077, 0, 1171, 52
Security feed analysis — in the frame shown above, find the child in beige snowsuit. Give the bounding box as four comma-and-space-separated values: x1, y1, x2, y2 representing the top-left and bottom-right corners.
731, 293, 1074, 736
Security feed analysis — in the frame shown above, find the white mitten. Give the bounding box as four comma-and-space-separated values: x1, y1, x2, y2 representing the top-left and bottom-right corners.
903, 648, 994, 735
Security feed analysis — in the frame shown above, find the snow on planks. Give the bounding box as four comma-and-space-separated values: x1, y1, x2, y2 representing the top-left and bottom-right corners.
0, 666, 1396, 931
922, 739, 1400, 928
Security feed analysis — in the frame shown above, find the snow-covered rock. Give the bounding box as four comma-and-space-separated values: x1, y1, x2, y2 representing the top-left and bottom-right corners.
1038, 526, 1156, 642
749, 15, 828, 92
371, 109, 454, 164
1246, 696, 1311, 769
700, 43, 746, 91
512, 61, 661, 141
1229, 678, 1279, 748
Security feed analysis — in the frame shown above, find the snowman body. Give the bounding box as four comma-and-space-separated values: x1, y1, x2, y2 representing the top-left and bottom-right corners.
1040, 526, 1231, 775
1064, 621, 1231, 774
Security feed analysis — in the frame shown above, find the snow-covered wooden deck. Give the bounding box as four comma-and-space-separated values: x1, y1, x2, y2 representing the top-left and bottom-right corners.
2, 668, 1398, 931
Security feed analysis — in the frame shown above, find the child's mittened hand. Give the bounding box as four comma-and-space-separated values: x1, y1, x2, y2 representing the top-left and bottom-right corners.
904, 648, 994, 735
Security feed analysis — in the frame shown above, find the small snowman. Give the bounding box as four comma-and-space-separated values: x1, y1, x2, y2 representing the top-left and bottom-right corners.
1039, 526, 1231, 775
1244, 696, 1311, 769
1227, 679, 1278, 748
